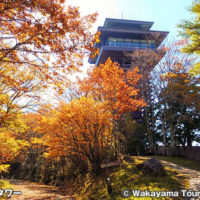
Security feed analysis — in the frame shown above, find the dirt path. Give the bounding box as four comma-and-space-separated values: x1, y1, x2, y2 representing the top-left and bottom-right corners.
2, 159, 200, 200
160, 160, 200, 200
3, 179, 76, 200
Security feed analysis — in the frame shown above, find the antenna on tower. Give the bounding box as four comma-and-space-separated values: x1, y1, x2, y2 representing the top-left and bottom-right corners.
121, 12, 123, 20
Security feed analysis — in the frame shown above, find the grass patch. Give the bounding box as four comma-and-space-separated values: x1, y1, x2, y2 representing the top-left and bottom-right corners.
0, 180, 12, 189
152, 156, 200, 172
0, 180, 13, 200
74, 156, 188, 200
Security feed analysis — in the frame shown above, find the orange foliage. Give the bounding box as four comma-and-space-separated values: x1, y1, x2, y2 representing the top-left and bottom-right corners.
13, 59, 146, 171
39, 96, 112, 170
78, 58, 146, 119
0, 0, 100, 172
0, 114, 29, 172
0, 0, 99, 90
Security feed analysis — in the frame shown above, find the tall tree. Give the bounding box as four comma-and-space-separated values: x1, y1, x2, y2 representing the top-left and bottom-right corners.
152, 43, 200, 153
127, 48, 165, 153
0, 0, 99, 174
78, 58, 146, 155
160, 63, 200, 147
0, 0, 99, 126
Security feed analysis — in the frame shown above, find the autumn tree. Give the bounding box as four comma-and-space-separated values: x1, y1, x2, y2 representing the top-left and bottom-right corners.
0, 0, 99, 174
0, 113, 29, 173
0, 62, 45, 171
0, 62, 43, 128
0, 0, 99, 126
78, 58, 146, 156
0, 0, 99, 113
0, 62, 46, 174
39, 96, 113, 173
0, 0, 99, 87
19, 59, 145, 175
178, 0, 200, 75
20, 112, 45, 161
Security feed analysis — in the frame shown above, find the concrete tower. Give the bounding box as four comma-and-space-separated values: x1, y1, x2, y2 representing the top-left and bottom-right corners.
89, 18, 168, 69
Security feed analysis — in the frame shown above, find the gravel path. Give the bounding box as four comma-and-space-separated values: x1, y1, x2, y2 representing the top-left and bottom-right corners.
160, 160, 200, 200
3, 179, 76, 200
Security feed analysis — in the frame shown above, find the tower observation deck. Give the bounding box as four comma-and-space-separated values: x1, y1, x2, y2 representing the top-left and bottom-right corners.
89, 18, 168, 69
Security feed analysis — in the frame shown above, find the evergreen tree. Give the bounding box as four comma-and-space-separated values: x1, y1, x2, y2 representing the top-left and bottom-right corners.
178, 0, 200, 75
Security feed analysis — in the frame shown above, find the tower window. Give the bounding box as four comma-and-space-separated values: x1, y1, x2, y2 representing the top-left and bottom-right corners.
106, 38, 155, 49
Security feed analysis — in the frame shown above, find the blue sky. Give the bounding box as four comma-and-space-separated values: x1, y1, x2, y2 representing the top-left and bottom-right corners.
68, 0, 193, 42
117, 0, 193, 41
66, 0, 194, 77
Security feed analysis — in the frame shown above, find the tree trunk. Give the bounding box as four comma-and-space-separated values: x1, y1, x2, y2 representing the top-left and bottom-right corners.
148, 132, 154, 154
91, 159, 101, 174
162, 118, 167, 156
169, 121, 175, 155
145, 108, 154, 154
187, 137, 192, 147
